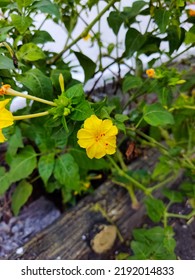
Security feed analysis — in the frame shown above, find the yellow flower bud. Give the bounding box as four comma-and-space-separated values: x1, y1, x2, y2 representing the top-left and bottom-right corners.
146, 68, 155, 78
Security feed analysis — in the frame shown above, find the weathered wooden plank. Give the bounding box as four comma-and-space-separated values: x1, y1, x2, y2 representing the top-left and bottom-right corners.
8, 149, 183, 260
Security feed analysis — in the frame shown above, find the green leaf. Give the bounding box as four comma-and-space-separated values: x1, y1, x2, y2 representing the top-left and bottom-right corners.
167, 25, 184, 54
16, 43, 45, 61
11, 14, 32, 34
32, 30, 55, 44
0, 167, 10, 195
6, 126, 24, 157
130, 240, 149, 259
38, 153, 55, 185
99, 105, 115, 119
70, 101, 93, 121
122, 75, 142, 92
130, 226, 176, 260
54, 153, 80, 191
33, 0, 60, 18
152, 160, 171, 179
0, 0, 11, 7
144, 197, 165, 222
125, 28, 146, 57
17, 68, 53, 99
8, 145, 37, 184
66, 83, 84, 104
87, 0, 99, 10
0, 55, 15, 70
16, 0, 34, 10
107, 11, 124, 35
143, 103, 175, 126
154, 8, 170, 33
74, 51, 96, 83
0, 26, 14, 41
70, 148, 108, 171
122, 1, 147, 26
185, 25, 195, 44
163, 226, 176, 255
162, 188, 183, 203
180, 182, 195, 198
45, 181, 60, 193
115, 114, 129, 123
11, 180, 33, 215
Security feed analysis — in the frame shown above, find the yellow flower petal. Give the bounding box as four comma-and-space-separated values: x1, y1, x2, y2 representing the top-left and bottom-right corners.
86, 142, 106, 159
77, 128, 94, 139
77, 115, 118, 159
104, 135, 117, 147
0, 100, 14, 129
0, 108, 14, 128
0, 129, 6, 142
105, 144, 116, 155
0, 98, 11, 110
84, 115, 102, 131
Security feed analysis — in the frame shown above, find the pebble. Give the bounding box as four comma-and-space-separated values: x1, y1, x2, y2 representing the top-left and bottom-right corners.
182, 224, 188, 229
0, 197, 61, 258
16, 247, 24, 255
0, 222, 10, 233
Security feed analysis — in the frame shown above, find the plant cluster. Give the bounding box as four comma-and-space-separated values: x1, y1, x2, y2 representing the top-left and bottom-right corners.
0, 0, 195, 259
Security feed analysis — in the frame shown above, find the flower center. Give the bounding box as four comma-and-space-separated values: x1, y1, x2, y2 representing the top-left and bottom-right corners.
95, 133, 105, 142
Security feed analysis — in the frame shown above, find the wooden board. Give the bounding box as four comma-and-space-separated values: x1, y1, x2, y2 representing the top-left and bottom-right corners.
8, 149, 183, 260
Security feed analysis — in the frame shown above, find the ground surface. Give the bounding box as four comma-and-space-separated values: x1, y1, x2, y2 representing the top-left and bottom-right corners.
0, 180, 195, 260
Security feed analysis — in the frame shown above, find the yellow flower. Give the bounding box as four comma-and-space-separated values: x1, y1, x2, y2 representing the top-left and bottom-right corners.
0, 129, 6, 142
189, 9, 195, 16
83, 33, 91, 41
0, 99, 14, 142
146, 68, 155, 78
0, 84, 11, 95
77, 115, 118, 159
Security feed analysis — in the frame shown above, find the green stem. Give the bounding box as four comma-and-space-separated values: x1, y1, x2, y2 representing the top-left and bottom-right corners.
107, 155, 149, 195
165, 44, 193, 65
166, 210, 195, 220
116, 149, 128, 171
128, 127, 169, 152
183, 105, 195, 110
13, 111, 49, 120
6, 88, 56, 107
126, 184, 140, 209
92, 203, 124, 242
148, 174, 176, 193
164, 209, 195, 227
47, 0, 118, 65
96, 3, 103, 70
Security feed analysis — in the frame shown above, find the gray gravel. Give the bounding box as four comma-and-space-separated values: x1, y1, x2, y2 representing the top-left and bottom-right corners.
0, 196, 60, 259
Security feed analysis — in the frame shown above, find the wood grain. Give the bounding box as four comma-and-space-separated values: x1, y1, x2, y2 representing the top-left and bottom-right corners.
8, 149, 183, 260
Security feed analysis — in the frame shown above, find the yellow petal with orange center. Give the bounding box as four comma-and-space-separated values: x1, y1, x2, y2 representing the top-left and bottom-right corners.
77, 114, 118, 159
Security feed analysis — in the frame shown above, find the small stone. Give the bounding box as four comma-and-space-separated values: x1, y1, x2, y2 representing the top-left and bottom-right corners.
182, 224, 188, 229
0, 222, 10, 233
16, 247, 24, 255
90, 224, 117, 254
81, 234, 87, 241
